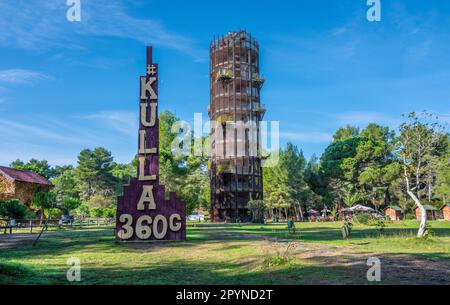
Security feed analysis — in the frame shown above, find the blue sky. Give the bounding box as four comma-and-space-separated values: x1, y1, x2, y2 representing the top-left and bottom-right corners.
0, 0, 449, 166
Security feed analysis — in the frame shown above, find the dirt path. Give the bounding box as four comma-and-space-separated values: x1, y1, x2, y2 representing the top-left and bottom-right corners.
0, 233, 38, 249
260, 240, 450, 284
209, 230, 450, 284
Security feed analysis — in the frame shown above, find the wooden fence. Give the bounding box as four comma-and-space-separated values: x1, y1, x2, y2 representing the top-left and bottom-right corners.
0, 217, 115, 234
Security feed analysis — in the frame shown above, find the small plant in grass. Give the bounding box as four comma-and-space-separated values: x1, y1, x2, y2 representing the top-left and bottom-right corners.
264, 255, 289, 267
422, 223, 433, 240
262, 242, 297, 268
354, 213, 371, 225
373, 217, 386, 234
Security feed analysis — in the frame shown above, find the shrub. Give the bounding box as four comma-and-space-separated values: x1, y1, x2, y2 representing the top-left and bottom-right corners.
90, 207, 104, 218
372, 218, 386, 234
102, 208, 116, 218
45, 208, 62, 219
60, 197, 82, 214
73, 204, 90, 218
24, 210, 38, 220
248, 200, 267, 224
354, 212, 371, 225
330, 207, 339, 221
405, 213, 416, 220
87, 195, 113, 209
0, 199, 28, 220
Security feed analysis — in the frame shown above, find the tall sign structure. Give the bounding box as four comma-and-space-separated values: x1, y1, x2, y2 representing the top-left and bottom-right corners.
115, 47, 186, 242
209, 31, 265, 222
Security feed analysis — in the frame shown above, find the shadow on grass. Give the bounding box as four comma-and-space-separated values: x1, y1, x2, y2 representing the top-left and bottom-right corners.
2, 250, 448, 285
0, 256, 369, 285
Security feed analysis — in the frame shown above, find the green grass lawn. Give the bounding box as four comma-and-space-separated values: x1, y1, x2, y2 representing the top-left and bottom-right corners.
1, 220, 449, 285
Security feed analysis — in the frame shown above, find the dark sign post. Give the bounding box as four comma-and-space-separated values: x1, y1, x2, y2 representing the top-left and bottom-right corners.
115, 47, 186, 242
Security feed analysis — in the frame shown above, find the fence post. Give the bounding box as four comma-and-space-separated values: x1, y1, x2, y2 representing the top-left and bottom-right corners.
30, 220, 33, 233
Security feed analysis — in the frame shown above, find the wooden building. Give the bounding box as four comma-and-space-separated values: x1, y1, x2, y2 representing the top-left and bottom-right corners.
440, 204, 450, 221
384, 206, 403, 221
0, 166, 53, 205
415, 205, 438, 221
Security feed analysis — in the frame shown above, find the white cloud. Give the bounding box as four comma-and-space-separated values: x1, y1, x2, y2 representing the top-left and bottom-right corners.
0, 119, 90, 145
0, 113, 137, 166
279, 131, 332, 143
0, 69, 50, 84
405, 40, 433, 61
334, 111, 401, 128
0, 0, 206, 60
79, 110, 138, 137
331, 27, 348, 36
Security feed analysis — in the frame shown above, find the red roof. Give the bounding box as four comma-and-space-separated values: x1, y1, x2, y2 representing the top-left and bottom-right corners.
0, 166, 53, 186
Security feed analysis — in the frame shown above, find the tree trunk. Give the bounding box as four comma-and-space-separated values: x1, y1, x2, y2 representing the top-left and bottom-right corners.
404, 166, 427, 237
428, 179, 432, 204
39, 209, 44, 226
292, 205, 298, 221
407, 189, 427, 237
299, 205, 304, 222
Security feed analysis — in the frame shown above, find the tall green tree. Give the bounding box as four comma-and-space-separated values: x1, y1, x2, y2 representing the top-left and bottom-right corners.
75, 147, 117, 201
112, 162, 136, 197
356, 124, 401, 210
31, 192, 56, 223
320, 134, 360, 208
333, 125, 359, 142
52, 166, 79, 204
319, 124, 402, 211
10, 159, 56, 179
264, 143, 313, 220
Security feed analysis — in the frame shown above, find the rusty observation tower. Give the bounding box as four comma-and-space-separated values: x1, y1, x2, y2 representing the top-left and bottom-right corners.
209, 31, 266, 222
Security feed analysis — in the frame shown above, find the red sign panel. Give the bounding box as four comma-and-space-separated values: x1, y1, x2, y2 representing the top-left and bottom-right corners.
115, 47, 186, 242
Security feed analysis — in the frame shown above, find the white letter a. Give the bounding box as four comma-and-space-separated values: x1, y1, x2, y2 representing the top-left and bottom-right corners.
366, 0, 381, 22
66, 0, 81, 22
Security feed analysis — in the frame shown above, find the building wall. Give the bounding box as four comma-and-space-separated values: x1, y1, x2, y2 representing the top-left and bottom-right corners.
415, 208, 435, 221
385, 208, 400, 221
15, 182, 52, 205
0, 179, 51, 206
442, 206, 450, 221
0, 175, 15, 202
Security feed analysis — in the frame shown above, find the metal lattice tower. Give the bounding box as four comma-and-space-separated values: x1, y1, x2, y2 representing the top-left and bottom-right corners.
209, 31, 265, 222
